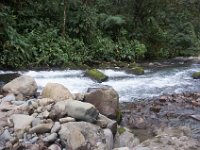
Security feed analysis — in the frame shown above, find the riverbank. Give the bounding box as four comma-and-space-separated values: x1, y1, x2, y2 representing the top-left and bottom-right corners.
1, 75, 200, 149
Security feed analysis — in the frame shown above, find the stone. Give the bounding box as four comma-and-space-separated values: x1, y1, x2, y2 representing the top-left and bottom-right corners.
41, 83, 73, 101
192, 71, 200, 79
43, 133, 57, 143
114, 127, 140, 149
29, 123, 53, 134
11, 114, 34, 138
42, 110, 50, 118
84, 86, 119, 119
31, 118, 42, 127
59, 122, 109, 150
51, 122, 61, 133
2, 75, 37, 100
49, 101, 68, 119
103, 129, 113, 150
38, 98, 54, 106
113, 147, 130, 150
96, 114, 117, 135
0, 129, 12, 141
73, 93, 84, 101
59, 117, 75, 123
48, 144, 62, 150
65, 100, 99, 123
1, 93, 15, 101
85, 69, 108, 83
129, 67, 144, 75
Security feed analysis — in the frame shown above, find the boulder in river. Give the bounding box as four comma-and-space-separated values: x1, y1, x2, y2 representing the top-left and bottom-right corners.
129, 67, 144, 75
41, 83, 74, 101
192, 71, 200, 79
2, 75, 37, 100
85, 69, 108, 82
84, 86, 120, 120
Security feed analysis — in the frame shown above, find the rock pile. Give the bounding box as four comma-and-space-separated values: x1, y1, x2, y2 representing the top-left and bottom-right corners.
0, 75, 139, 150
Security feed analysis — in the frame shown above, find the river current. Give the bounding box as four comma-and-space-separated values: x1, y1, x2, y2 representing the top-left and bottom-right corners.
1, 64, 200, 102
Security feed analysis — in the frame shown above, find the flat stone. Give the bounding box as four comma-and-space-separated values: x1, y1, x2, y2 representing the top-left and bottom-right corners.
59, 117, 75, 123
29, 123, 53, 134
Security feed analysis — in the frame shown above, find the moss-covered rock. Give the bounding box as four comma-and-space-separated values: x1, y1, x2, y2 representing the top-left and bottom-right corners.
130, 67, 144, 75
192, 72, 200, 79
85, 69, 108, 82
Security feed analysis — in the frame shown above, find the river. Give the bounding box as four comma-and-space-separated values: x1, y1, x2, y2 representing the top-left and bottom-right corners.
1, 63, 200, 102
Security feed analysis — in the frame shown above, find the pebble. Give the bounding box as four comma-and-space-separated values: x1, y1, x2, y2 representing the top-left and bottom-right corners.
31, 136, 39, 144
43, 133, 57, 143
0, 129, 12, 141
59, 117, 75, 123
48, 144, 62, 150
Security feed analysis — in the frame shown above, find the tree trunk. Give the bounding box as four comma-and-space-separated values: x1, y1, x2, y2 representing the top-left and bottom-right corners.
62, 0, 67, 38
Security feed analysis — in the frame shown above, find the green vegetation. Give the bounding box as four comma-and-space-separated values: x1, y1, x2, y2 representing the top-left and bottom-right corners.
192, 72, 200, 79
85, 69, 108, 82
1, 0, 200, 68
118, 127, 126, 135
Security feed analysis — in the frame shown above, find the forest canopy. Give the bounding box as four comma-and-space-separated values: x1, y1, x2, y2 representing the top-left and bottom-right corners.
1, 0, 200, 68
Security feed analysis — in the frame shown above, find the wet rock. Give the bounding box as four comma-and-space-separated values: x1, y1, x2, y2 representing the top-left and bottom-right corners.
192, 71, 200, 79
51, 122, 61, 133
114, 127, 140, 149
2, 75, 37, 100
85, 69, 108, 83
65, 100, 99, 123
59, 122, 109, 150
41, 83, 73, 101
12, 114, 34, 138
129, 67, 144, 75
59, 117, 75, 123
43, 133, 57, 143
48, 144, 62, 150
29, 123, 53, 134
84, 86, 119, 119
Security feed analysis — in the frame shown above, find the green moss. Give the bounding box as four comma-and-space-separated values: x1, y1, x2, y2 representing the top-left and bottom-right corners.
85, 69, 108, 82
131, 67, 144, 75
192, 72, 200, 79
118, 127, 126, 135
116, 108, 122, 123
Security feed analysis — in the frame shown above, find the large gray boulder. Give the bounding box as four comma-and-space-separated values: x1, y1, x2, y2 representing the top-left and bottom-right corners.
59, 122, 111, 150
2, 75, 37, 100
50, 100, 99, 122
65, 100, 99, 123
41, 83, 73, 101
84, 86, 119, 119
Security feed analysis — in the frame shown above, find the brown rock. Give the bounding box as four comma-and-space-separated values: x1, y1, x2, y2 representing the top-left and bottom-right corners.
84, 86, 119, 119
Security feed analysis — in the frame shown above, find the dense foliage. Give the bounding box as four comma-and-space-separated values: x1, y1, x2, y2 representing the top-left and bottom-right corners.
1, 0, 200, 68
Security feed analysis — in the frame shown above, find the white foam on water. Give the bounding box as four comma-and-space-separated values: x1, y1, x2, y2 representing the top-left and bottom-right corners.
1, 64, 200, 102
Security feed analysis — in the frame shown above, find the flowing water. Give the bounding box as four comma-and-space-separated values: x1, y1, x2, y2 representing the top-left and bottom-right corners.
1, 64, 200, 102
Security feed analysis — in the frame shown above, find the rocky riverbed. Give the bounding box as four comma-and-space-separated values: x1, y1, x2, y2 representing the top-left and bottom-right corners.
1, 75, 200, 150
